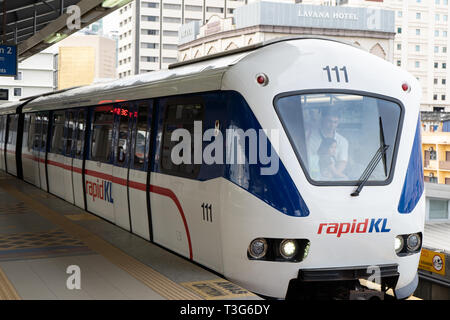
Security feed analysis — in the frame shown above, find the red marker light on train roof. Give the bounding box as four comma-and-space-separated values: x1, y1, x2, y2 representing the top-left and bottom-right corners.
402, 83, 410, 92
256, 73, 269, 86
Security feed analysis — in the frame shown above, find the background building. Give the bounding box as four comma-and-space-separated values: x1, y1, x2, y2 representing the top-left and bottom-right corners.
178, 2, 395, 62
303, 0, 450, 113
117, 0, 296, 77
57, 35, 117, 90
0, 51, 56, 103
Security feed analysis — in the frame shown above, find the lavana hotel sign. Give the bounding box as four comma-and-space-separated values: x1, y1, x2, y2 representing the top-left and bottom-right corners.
233, 2, 395, 34
297, 5, 390, 31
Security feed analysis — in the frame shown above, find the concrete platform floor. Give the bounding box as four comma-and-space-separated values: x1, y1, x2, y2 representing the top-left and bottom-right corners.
0, 172, 260, 300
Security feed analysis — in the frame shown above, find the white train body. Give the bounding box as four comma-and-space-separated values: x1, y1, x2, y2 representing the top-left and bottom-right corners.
0, 38, 424, 299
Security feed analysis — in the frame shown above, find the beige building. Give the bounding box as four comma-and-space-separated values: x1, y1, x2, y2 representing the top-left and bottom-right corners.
57, 35, 117, 90
178, 2, 395, 63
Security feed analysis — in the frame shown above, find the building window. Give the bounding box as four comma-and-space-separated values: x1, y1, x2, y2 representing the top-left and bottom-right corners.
434, 78, 438, 84
428, 199, 449, 219
442, 95, 446, 100
416, 12, 421, 19
397, 27, 402, 34
443, 63, 447, 68
416, 29, 420, 35
142, 2, 159, 8
206, 7, 224, 13
415, 61, 420, 68
436, 14, 440, 21
13, 88, 21, 96
14, 72, 22, 81
398, 11, 402, 17
416, 45, 420, 52
397, 43, 401, 50
163, 17, 181, 23
435, 30, 440, 37
434, 94, 438, 100
443, 78, 446, 85
435, 62, 439, 68
163, 3, 181, 10
396, 60, 401, 66
142, 15, 159, 22
444, 31, 448, 37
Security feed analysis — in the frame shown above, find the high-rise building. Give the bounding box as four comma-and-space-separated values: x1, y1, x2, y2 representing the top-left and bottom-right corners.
117, 0, 295, 78
302, 0, 450, 113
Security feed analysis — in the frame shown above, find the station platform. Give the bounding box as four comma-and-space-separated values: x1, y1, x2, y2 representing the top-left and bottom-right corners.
0, 172, 260, 300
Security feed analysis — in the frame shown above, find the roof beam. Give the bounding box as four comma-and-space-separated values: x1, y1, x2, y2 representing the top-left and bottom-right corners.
0, 0, 59, 16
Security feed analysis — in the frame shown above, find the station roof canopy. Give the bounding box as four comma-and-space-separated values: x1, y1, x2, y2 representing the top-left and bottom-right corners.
0, 0, 130, 61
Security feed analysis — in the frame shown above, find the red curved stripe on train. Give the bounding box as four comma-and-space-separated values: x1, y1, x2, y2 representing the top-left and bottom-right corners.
43, 158, 193, 260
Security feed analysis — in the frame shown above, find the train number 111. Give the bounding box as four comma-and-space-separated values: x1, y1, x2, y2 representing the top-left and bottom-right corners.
323, 66, 349, 83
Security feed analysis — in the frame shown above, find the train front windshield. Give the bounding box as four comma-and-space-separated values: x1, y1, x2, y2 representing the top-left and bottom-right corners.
275, 93, 402, 184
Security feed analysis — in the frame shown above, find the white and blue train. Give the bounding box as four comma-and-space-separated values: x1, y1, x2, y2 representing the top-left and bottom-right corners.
0, 37, 424, 299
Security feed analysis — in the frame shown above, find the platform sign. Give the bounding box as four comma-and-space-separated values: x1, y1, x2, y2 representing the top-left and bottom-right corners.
419, 248, 446, 276
0, 45, 17, 77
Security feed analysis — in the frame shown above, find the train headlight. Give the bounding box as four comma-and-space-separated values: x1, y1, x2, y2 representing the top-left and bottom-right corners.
395, 236, 404, 254
280, 239, 298, 260
406, 233, 421, 252
248, 238, 268, 259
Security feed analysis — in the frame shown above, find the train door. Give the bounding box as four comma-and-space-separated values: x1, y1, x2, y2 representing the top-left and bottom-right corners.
72, 108, 87, 209
0, 116, 6, 171
47, 111, 67, 199
112, 103, 132, 231
6, 114, 18, 176
38, 112, 49, 191
21, 114, 37, 185
30, 114, 41, 188
128, 101, 152, 240
152, 94, 224, 271
85, 105, 115, 222
62, 110, 76, 204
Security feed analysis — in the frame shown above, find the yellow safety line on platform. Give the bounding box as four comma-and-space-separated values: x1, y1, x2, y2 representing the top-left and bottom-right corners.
0, 267, 20, 300
0, 181, 202, 300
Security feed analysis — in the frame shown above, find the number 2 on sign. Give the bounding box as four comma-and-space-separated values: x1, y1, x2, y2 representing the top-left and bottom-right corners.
323, 66, 349, 83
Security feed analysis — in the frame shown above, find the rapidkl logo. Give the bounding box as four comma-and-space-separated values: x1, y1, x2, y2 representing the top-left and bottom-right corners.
86, 179, 114, 204
317, 218, 391, 238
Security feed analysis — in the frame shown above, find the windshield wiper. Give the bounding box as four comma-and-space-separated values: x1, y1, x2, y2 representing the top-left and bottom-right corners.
351, 117, 389, 197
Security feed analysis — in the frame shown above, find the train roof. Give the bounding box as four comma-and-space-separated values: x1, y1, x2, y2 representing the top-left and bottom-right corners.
22, 36, 356, 113
0, 101, 24, 115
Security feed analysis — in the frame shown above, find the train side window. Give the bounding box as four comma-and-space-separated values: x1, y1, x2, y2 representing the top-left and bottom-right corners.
91, 106, 114, 163
22, 114, 31, 152
50, 111, 65, 155
64, 111, 75, 157
7, 115, 18, 146
132, 103, 150, 171
161, 101, 204, 178
0, 116, 5, 143
75, 110, 86, 159
115, 104, 131, 166
40, 113, 49, 152
27, 114, 37, 152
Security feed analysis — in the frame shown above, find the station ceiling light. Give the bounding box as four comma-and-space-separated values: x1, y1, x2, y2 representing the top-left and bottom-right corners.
44, 33, 68, 44
102, 0, 132, 8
